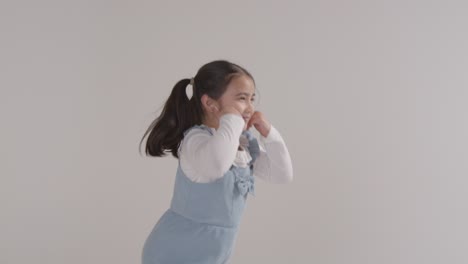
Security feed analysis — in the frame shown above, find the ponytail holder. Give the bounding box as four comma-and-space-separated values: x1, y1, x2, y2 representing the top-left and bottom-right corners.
186, 77, 194, 100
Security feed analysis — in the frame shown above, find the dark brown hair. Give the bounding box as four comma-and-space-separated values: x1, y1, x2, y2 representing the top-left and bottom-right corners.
139, 59, 255, 158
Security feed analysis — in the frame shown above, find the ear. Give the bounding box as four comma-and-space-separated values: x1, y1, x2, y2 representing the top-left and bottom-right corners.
201, 94, 219, 113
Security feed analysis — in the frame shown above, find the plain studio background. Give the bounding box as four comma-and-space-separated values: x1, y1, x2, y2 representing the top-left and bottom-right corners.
1, 0, 467, 263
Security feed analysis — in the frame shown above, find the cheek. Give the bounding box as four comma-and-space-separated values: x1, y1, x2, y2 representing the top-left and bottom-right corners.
240, 104, 250, 112
223, 100, 251, 112
230, 101, 245, 110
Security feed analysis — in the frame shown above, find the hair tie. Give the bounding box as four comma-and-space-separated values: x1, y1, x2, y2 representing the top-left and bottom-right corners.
186, 77, 194, 100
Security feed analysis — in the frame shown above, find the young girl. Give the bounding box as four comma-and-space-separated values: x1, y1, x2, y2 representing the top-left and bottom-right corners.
140, 60, 293, 264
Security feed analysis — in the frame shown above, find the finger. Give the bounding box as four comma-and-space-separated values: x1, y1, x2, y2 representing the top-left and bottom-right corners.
247, 118, 254, 129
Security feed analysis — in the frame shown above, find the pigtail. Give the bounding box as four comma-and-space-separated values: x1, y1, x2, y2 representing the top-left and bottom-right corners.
139, 78, 201, 158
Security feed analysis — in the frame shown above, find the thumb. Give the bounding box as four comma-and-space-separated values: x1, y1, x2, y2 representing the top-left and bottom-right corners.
246, 118, 254, 129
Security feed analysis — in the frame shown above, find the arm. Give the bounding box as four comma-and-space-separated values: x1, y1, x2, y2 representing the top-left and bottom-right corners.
253, 125, 294, 183
180, 113, 245, 183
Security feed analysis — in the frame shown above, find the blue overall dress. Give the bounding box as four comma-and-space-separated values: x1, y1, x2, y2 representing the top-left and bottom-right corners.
142, 124, 260, 264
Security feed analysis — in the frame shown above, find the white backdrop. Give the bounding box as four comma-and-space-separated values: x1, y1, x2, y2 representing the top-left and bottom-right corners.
2, 0, 468, 263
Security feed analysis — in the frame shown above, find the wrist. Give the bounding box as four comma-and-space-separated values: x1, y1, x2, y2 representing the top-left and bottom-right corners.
259, 123, 272, 138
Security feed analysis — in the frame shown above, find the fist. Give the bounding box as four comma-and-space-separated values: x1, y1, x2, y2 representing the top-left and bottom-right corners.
246, 111, 271, 138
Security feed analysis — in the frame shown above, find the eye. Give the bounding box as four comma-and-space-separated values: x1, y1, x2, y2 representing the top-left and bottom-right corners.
239, 97, 255, 102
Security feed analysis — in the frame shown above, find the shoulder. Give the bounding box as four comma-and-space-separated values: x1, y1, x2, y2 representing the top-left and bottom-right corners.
184, 125, 214, 139
178, 125, 213, 156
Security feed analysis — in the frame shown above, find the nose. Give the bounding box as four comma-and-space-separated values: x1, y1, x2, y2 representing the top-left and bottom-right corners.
246, 101, 254, 114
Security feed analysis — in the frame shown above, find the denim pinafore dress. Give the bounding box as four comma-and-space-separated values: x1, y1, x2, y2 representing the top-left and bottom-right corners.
142, 124, 260, 264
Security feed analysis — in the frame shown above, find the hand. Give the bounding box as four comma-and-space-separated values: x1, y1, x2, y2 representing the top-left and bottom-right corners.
246, 111, 271, 138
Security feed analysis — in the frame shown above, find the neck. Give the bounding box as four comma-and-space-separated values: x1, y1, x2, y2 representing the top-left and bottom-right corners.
202, 120, 218, 130
202, 115, 219, 130
202, 115, 246, 132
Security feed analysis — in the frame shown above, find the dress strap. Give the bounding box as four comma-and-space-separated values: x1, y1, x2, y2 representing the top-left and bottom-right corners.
183, 124, 213, 137
242, 130, 260, 166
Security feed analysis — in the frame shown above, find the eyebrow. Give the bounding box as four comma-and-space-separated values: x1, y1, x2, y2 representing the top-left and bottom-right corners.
235, 92, 256, 97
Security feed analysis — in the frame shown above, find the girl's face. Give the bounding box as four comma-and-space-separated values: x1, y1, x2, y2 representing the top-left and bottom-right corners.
217, 75, 256, 130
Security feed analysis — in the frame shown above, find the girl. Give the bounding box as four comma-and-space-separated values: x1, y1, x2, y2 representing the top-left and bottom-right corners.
140, 60, 293, 264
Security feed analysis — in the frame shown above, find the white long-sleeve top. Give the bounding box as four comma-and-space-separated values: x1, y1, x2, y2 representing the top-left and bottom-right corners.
178, 113, 293, 184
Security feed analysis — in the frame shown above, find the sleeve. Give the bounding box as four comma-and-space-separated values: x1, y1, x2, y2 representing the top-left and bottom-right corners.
180, 113, 245, 183
252, 125, 294, 183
